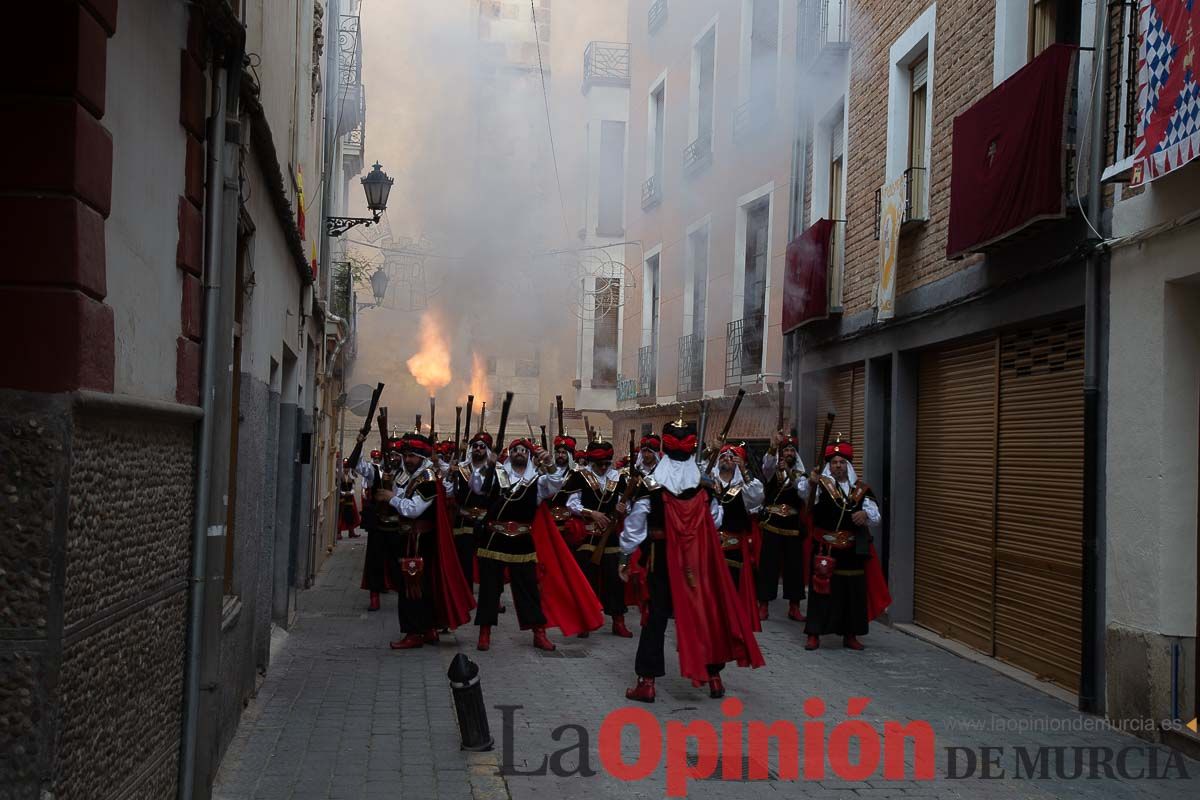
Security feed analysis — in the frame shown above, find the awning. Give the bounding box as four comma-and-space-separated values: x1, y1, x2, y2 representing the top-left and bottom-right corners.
782, 219, 834, 334
946, 44, 1078, 258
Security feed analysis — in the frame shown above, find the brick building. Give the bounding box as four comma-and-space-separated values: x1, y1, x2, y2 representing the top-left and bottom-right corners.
0, 0, 366, 796
786, 0, 1103, 704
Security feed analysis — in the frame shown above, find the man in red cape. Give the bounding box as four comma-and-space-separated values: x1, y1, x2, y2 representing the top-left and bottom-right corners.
619, 419, 764, 702
338, 458, 362, 540
474, 439, 601, 651
372, 432, 475, 649
709, 443, 765, 633
801, 438, 891, 650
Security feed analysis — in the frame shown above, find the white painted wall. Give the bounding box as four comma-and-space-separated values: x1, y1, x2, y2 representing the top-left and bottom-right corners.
105, 0, 190, 402
1105, 223, 1200, 637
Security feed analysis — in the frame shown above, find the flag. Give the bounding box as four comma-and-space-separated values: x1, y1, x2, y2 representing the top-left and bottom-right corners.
296, 166, 307, 240
782, 219, 834, 333
876, 175, 905, 320
1130, 0, 1200, 186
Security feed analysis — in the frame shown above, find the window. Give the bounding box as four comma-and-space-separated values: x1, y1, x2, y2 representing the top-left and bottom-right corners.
738, 0, 779, 136
828, 113, 846, 309
487, 356, 498, 375
591, 278, 620, 387
650, 82, 666, 181
646, 253, 661, 350
1029, 0, 1057, 60
743, 199, 769, 323
515, 359, 540, 378
688, 225, 709, 340
688, 25, 717, 155
907, 56, 928, 219
597, 121, 625, 236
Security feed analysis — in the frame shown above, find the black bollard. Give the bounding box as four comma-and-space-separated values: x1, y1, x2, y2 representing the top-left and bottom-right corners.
448, 653, 494, 751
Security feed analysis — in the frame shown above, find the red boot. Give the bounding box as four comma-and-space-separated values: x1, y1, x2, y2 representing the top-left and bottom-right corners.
708, 676, 725, 699
477, 625, 491, 651
532, 626, 556, 651
843, 635, 865, 651
625, 676, 656, 703
805, 635, 820, 651
390, 634, 424, 650
612, 615, 633, 638
368, 592, 381, 612
787, 602, 806, 622
424, 629, 440, 645
758, 602, 769, 621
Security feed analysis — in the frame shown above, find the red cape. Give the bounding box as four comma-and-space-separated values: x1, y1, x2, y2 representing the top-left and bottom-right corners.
663, 491, 765, 684
339, 496, 362, 531
738, 518, 763, 632
431, 484, 476, 629
530, 504, 605, 636
864, 543, 891, 621
624, 548, 649, 607
561, 517, 588, 548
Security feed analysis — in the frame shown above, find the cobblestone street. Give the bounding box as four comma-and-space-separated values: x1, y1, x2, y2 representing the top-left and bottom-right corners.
213, 538, 1200, 799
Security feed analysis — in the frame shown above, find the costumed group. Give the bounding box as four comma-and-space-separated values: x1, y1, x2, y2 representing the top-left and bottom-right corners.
337, 390, 890, 703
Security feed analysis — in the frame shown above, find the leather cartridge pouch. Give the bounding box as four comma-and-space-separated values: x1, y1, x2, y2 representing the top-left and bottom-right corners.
811, 546, 836, 596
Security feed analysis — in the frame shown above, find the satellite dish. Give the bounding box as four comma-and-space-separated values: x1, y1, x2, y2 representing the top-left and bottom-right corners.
346, 384, 376, 417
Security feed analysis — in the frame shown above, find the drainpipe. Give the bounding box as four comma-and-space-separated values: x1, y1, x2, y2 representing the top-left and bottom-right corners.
1079, 0, 1111, 715
179, 57, 228, 800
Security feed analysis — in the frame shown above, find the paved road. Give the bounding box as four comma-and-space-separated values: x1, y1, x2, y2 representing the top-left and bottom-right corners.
214, 535, 1200, 799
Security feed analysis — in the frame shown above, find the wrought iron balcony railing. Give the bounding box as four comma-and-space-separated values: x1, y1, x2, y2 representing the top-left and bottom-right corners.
641, 175, 662, 210
583, 41, 631, 89
677, 333, 704, 396
800, 0, 849, 66
873, 166, 929, 239
725, 313, 765, 387
733, 98, 773, 143
648, 0, 667, 33
683, 135, 712, 175
637, 345, 657, 399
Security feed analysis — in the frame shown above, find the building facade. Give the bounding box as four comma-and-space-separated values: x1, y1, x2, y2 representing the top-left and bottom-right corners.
0, 0, 360, 796
785, 0, 1105, 709
611, 0, 802, 451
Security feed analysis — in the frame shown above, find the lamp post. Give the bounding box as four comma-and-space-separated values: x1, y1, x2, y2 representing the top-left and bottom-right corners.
358, 266, 389, 310
326, 162, 394, 237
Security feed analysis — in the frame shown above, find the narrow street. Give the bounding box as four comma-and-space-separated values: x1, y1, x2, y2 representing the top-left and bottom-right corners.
214, 538, 1200, 800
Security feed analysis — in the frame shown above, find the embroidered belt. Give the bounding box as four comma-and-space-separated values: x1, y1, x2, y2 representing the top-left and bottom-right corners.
452, 526, 476, 537
489, 521, 533, 537
550, 505, 572, 524
577, 543, 621, 555
764, 503, 797, 518
833, 569, 864, 577
719, 532, 743, 550
476, 548, 538, 564
761, 521, 802, 537
458, 507, 488, 523
396, 520, 433, 535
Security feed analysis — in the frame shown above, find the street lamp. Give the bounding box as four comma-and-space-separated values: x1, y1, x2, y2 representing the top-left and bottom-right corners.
368, 266, 389, 307
326, 162, 394, 237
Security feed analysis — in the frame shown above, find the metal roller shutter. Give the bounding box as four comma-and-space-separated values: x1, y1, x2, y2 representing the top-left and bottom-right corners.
994, 320, 1084, 691
814, 363, 866, 473
914, 338, 997, 653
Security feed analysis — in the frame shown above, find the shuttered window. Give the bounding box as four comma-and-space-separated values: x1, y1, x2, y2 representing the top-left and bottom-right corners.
913, 319, 1084, 691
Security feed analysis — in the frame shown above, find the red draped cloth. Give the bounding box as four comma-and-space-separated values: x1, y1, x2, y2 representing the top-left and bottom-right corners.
338, 497, 361, 532
430, 484, 476, 629
530, 504, 604, 636
663, 492, 764, 685
624, 548, 649, 608
561, 517, 588, 548
864, 543, 892, 622
738, 518, 764, 632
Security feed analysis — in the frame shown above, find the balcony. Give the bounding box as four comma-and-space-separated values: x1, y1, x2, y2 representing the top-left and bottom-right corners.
725, 313, 765, 387
800, 0, 849, 69
641, 175, 662, 210
648, 0, 667, 33
874, 166, 928, 239
733, 97, 773, 144
677, 334, 704, 398
583, 41, 630, 91
683, 135, 712, 175
637, 345, 657, 401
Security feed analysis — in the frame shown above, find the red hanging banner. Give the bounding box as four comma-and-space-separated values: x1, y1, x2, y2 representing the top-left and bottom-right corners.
782, 219, 834, 334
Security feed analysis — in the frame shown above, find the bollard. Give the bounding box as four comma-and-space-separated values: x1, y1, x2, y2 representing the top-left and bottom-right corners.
448, 653, 494, 751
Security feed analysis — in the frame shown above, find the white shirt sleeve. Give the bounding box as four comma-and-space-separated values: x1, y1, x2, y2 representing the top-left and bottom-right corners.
537, 471, 564, 502
797, 475, 811, 499
862, 496, 882, 527
355, 459, 376, 487
390, 490, 433, 519
567, 491, 584, 515
762, 452, 778, 475
711, 497, 724, 529
470, 467, 487, 495
619, 496, 650, 555
741, 478, 765, 514
442, 477, 456, 498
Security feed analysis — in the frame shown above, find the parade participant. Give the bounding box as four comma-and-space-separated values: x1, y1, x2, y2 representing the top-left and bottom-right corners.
545, 435, 584, 548
356, 440, 401, 611
338, 458, 361, 540
474, 438, 568, 651
636, 434, 661, 473
565, 438, 632, 638
619, 418, 764, 702
801, 437, 890, 650
447, 431, 494, 592
435, 439, 457, 477
575, 449, 589, 470
710, 443, 765, 632
372, 431, 474, 649
626, 434, 661, 626
757, 431, 809, 622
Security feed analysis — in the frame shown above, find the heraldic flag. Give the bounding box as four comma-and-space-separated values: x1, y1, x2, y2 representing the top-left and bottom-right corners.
1131, 0, 1200, 186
